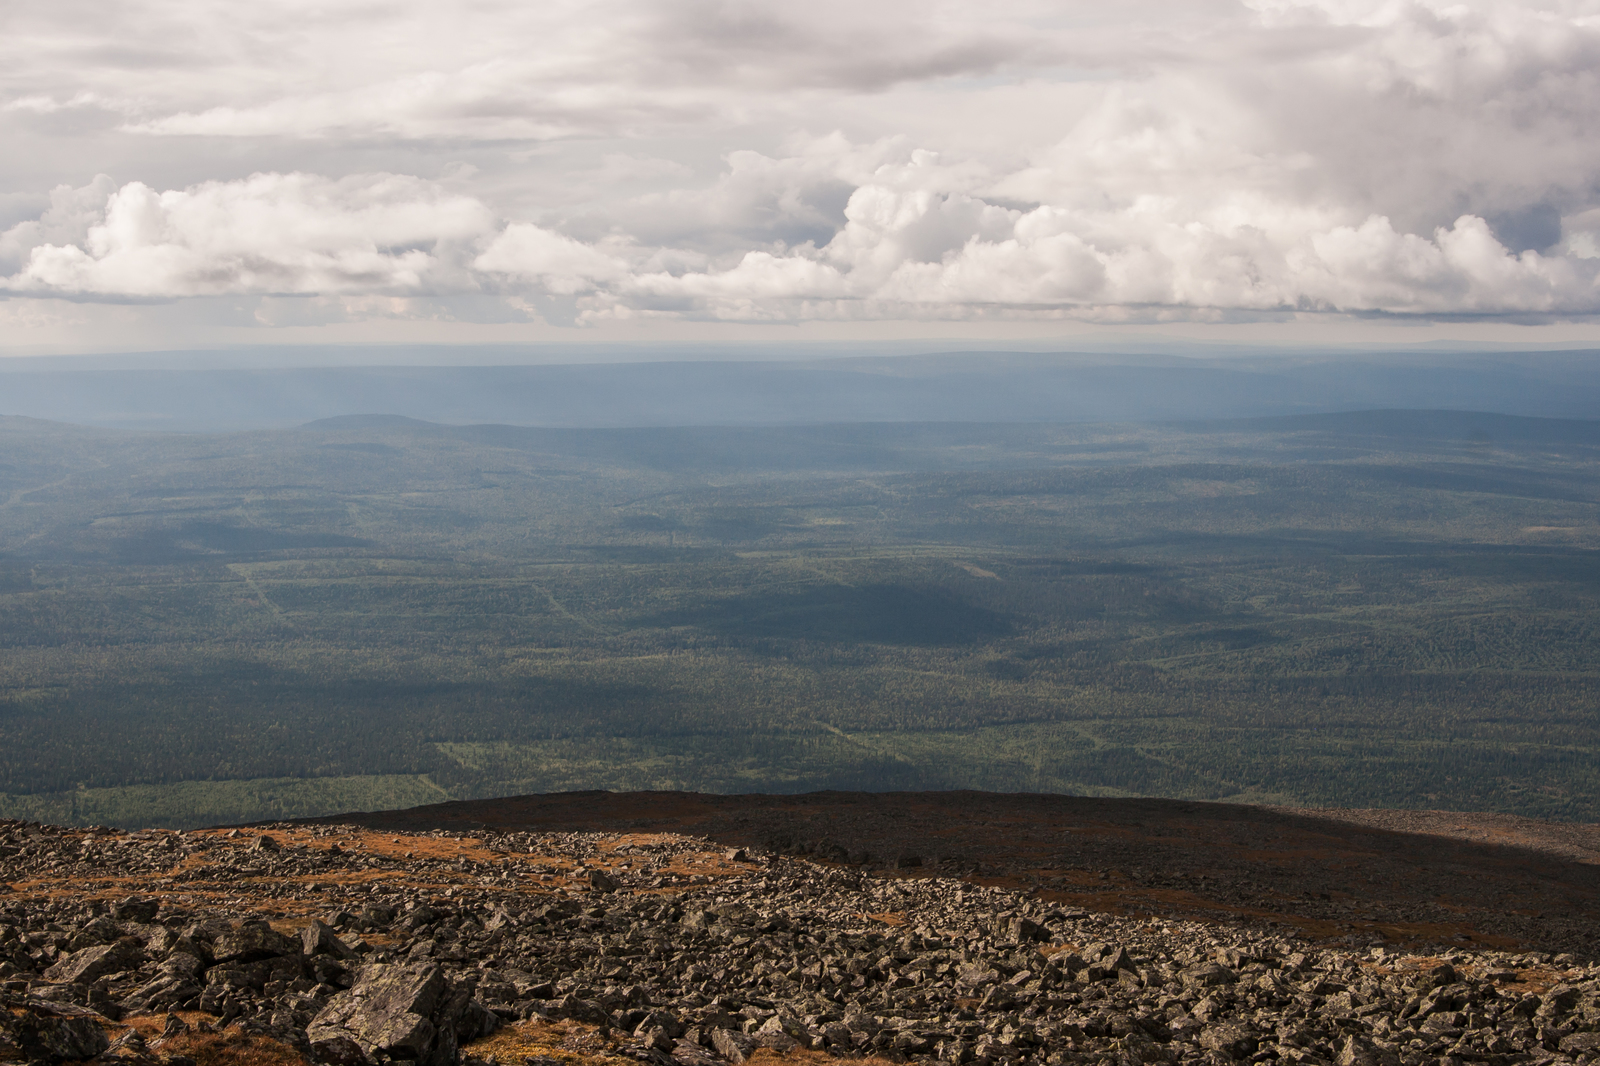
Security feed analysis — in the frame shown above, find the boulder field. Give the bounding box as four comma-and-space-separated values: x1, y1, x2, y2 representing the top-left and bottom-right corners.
1, 816, 1598, 1066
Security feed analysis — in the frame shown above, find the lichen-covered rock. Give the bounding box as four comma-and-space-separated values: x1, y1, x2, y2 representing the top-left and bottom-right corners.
1181, 960, 1237, 988
301, 918, 358, 960
1198, 1022, 1258, 1060
111, 897, 160, 923
43, 937, 145, 984
307, 962, 495, 1066
1336, 1034, 1402, 1066
0, 1010, 112, 1062
710, 1028, 754, 1064
213, 919, 300, 963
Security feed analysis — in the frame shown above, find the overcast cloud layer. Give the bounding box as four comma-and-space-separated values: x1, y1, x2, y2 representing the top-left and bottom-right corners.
4, 0, 1600, 339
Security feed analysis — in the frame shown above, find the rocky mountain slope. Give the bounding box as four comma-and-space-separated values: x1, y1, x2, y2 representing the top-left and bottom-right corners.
2, 794, 1599, 1066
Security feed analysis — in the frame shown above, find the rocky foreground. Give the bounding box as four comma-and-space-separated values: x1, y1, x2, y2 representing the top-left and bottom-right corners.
2, 819, 1600, 1066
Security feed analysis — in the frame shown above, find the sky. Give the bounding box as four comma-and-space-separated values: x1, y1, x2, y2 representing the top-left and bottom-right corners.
3, 0, 1600, 356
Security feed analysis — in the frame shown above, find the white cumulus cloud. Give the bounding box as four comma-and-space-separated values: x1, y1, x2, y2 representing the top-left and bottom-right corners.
5, 0, 1600, 328
2, 173, 492, 297
474, 224, 630, 295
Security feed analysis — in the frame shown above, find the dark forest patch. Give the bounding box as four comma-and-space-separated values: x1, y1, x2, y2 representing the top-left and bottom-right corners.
646, 584, 1014, 647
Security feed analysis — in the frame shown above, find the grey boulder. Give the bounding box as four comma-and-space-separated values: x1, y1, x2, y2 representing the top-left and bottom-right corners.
302, 918, 359, 960
0, 1011, 112, 1063
213, 919, 300, 963
1198, 1023, 1258, 1060
42, 938, 145, 984
307, 962, 496, 1066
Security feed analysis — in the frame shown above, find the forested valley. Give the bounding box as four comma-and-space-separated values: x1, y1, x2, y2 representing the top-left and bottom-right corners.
0, 409, 1596, 827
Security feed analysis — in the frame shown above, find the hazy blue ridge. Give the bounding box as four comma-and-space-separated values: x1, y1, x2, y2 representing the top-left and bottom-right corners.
2, 349, 1598, 432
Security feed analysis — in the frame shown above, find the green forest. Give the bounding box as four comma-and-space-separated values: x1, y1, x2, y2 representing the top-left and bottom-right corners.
0, 410, 1597, 827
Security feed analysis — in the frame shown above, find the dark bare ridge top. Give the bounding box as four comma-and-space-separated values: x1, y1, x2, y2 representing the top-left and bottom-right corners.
279, 790, 1600, 959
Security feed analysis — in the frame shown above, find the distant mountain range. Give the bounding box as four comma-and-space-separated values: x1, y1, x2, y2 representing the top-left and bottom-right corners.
2, 348, 1598, 431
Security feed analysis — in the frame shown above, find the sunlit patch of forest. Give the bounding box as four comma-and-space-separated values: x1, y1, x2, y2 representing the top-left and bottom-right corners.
0, 411, 1596, 827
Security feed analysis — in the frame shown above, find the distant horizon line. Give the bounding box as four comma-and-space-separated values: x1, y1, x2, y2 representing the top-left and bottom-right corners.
3, 337, 1600, 373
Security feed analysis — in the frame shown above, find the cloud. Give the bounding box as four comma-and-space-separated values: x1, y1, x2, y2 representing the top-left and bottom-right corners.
8, 152, 1600, 320
594, 134, 882, 250
6, 0, 1600, 327
474, 225, 630, 295
80, 0, 1047, 143
3, 92, 121, 115
617, 172, 1600, 320
2, 173, 492, 297
0, 175, 116, 274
